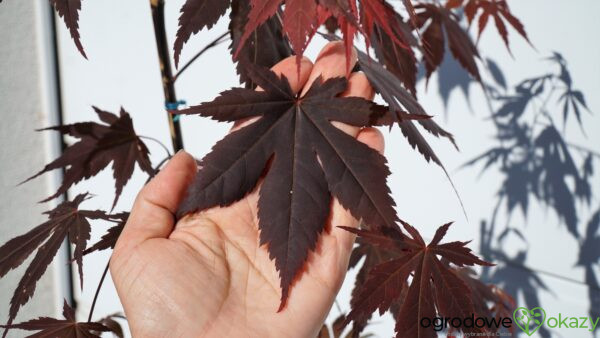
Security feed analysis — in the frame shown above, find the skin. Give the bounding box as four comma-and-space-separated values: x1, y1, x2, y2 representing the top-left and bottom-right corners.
111, 42, 385, 338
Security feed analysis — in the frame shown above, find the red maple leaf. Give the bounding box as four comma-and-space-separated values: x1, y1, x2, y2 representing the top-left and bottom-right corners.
416, 3, 481, 81
23, 107, 153, 209
173, 64, 429, 309
83, 212, 129, 256
174, 0, 414, 74
461, 0, 532, 53
0, 194, 117, 332
341, 220, 493, 337
0, 0, 87, 57
1, 300, 111, 338
229, 0, 293, 86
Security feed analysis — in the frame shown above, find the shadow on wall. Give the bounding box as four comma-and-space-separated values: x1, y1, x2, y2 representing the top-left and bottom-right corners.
438, 51, 600, 336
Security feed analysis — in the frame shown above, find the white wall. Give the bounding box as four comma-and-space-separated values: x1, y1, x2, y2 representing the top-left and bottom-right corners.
0, 1, 68, 336
39, 0, 600, 337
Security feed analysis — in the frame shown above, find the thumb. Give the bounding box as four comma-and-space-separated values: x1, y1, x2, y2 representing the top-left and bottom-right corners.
114, 150, 197, 253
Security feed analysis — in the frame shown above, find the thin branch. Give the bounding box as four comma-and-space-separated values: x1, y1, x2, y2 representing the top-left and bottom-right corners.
104, 218, 125, 224
140, 135, 172, 157
87, 262, 110, 322
173, 32, 230, 83
146, 156, 171, 184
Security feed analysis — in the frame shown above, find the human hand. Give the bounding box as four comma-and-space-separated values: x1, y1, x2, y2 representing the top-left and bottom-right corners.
110, 41, 385, 338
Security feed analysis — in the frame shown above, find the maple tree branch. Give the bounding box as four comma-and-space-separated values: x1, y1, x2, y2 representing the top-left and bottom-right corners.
149, 0, 184, 152
87, 261, 110, 322
172, 31, 230, 83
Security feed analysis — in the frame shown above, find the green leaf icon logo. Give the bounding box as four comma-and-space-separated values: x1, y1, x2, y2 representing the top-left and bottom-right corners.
513, 307, 546, 336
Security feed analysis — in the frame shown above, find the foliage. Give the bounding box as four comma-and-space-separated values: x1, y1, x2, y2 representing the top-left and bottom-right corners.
173, 64, 422, 308
22, 107, 154, 209
342, 221, 494, 337
0, 194, 122, 330
0, 300, 114, 338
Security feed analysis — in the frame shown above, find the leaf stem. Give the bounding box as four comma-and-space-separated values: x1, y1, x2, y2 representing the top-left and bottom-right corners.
146, 156, 171, 184
140, 135, 172, 157
87, 261, 110, 322
149, 0, 184, 152
172, 32, 230, 83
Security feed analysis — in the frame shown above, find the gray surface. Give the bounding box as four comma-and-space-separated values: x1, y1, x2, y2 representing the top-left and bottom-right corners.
0, 1, 66, 335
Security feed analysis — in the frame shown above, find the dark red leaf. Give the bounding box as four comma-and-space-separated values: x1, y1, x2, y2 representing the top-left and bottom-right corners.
318, 324, 331, 338
1, 300, 110, 338
318, 0, 358, 24
464, 0, 531, 52
370, 13, 418, 95
23, 107, 153, 209
234, 0, 416, 72
339, 17, 359, 74
174, 0, 231, 67
356, 49, 458, 163
345, 224, 404, 334
456, 267, 516, 328
1, 0, 87, 57
319, 313, 370, 338
83, 212, 128, 256
283, 0, 319, 65
175, 65, 401, 309
445, 0, 464, 9
50, 0, 86, 58
94, 313, 126, 338
360, 0, 408, 51
464, 0, 477, 22
402, 0, 417, 26
343, 221, 493, 338
234, 0, 282, 60
324, 15, 339, 33
416, 3, 481, 81
421, 12, 445, 80
229, 0, 292, 86
0, 195, 112, 331
354, 47, 469, 216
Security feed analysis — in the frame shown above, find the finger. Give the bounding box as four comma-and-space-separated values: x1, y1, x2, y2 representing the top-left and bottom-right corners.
357, 127, 385, 154
270, 56, 314, 94
114, 151, 198, 252
331, 127, 385, 252
231, 56, 313, 132
300, 41, 358, 97
333, 72, 375, 136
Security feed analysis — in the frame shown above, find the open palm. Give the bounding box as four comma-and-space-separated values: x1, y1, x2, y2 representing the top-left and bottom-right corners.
110, 42, 384, 338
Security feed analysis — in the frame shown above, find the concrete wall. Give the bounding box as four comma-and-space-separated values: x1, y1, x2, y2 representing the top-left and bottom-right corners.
0, 1, 67, 336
